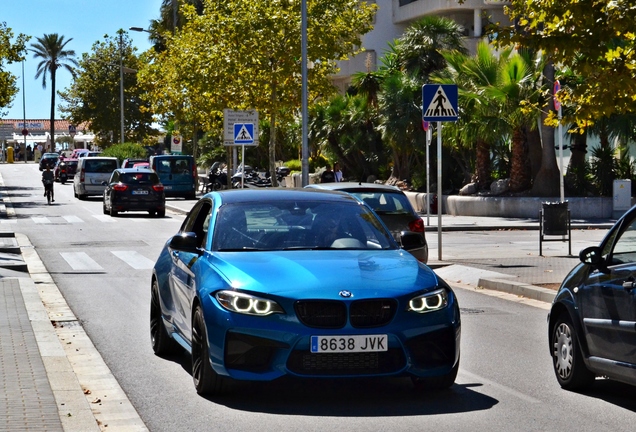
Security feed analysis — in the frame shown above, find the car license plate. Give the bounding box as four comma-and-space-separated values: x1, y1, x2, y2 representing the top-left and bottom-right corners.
132, 189, 148, 195
310, 335, 387, 353
164, 185, 172, 190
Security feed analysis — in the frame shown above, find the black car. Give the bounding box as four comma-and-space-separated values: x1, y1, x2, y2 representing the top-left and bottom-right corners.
102, 168, 165, 217
39, 152, 59, 171
549, 204, 636, 390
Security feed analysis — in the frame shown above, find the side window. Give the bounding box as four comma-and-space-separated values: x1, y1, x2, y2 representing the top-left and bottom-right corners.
608, 219, 636, 264
110, 171, 119, 183
181, 200, 213, 249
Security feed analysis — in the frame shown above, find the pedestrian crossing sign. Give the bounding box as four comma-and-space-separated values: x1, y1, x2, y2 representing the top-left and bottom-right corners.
422, 84, 458, 122
234, 123, 255, 145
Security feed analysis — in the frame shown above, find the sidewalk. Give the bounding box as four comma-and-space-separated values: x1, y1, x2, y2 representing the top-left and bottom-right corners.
0, 186, 616, 430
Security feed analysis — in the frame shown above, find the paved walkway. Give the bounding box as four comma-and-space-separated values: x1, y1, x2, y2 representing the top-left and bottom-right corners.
0, 179, 619, 430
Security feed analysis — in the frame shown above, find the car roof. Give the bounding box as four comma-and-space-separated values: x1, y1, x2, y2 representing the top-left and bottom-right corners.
305, 182, 403, 193
209, 188, 357, 205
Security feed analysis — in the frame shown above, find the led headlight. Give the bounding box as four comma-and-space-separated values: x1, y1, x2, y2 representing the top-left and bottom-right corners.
408, 288, 449, 313
216, 290, 284, 316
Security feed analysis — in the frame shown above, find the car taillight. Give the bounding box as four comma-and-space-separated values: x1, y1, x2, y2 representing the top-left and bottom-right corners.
113, 183, 128, 192
192, 164, 197, 179
408, 218, 424, 233
80, 168, 85, 182
152, 184, 164, 192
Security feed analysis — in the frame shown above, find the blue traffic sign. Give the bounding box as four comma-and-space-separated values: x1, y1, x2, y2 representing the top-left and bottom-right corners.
234, 123, 254, 145
422, 84, 458, 122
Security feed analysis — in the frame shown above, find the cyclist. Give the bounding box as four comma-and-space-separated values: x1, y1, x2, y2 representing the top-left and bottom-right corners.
42, 166, 55, 202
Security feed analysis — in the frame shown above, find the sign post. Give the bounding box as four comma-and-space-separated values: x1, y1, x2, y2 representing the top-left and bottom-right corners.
422, 84, 458, 260
422, 121, 431, 226
223, 109, 259, 181
553, 80, 564, 203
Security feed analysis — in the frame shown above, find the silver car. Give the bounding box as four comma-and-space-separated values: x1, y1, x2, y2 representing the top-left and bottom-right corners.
306, 182, 428, 263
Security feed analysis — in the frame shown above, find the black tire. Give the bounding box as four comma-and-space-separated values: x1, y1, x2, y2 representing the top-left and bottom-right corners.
192, 306, 224, 395
212, 180, 223, 191
110, 206, 118, 217
103, 203, 108, 214
157, 209, 165, 218
186, 192, 197, 200
150, 280, 180, 356
78, 194, 86, 201
551, 314, 595, 390
411, 359, 459, 391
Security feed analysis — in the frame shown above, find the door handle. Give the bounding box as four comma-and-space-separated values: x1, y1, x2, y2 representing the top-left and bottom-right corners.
622, 280, 636, 291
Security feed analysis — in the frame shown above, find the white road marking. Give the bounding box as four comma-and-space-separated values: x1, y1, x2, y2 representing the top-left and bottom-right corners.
92, 215, 117, 223
111, 251, 155, 269
60, 252, 104, 271
62, 215, 84, 223
32, 217, 51, 224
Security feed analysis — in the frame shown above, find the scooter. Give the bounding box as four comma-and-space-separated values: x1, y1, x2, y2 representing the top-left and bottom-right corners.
58, 163, 68, 184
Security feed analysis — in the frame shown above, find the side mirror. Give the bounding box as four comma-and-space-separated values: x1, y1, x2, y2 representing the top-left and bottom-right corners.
579, 246, 603, 266
169, 232, 203, 254
400, 231, 425, 251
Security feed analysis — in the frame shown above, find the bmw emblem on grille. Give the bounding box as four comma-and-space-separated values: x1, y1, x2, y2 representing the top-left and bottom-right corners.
339, 290, 353, 298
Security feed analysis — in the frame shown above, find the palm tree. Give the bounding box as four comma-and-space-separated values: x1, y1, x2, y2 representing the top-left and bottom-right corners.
30, 34, 78, 151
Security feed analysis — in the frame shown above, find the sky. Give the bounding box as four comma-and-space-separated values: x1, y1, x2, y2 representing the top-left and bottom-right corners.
2, 0, 162, 120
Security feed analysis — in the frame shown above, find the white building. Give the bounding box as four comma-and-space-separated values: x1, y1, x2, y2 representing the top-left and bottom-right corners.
0, 119, 95, 158
333, 0, 511, 91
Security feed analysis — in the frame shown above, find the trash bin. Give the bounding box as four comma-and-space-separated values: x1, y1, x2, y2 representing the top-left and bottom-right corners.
539, 201, 571, 256
542, 201, 569, 235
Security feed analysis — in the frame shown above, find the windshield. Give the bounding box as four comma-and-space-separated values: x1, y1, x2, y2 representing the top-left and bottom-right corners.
213, 200, 395, 252
349, 191, 413, 215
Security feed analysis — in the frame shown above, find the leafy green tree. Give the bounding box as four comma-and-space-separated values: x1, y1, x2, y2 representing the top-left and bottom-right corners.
493, 0, 636, 123
0, 22, 29, 116
59, 32, 157, 147
101, 142, 149, 162
29, 34, 78, 150
138, 0, 376, 185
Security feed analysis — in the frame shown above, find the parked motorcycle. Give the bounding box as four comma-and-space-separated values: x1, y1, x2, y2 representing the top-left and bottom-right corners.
232, 166, 290, 188
205, 162, 228, 192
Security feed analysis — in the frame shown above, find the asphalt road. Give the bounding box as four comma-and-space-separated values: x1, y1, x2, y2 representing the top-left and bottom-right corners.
1, 163, 635, 431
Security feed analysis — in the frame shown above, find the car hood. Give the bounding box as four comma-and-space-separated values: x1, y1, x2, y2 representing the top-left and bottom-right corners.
206, 250, 439, 298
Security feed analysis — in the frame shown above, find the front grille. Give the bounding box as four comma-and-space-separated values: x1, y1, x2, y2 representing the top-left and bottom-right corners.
350, 299, 397, 328
287, 349, 405, 375
295, 301, 347, 328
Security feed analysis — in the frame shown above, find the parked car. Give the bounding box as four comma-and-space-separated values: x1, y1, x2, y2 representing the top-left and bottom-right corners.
70, 149, 90, 159
306, 182, 428, 263
39, 153, 59, 171
549, 203, 636, 391
102, 168, 165, 217
73, 156, 119, 200
54, 158, 78, 182
151, 188, 460, 395
149, 154, 197, 199
122, 158, 148, 168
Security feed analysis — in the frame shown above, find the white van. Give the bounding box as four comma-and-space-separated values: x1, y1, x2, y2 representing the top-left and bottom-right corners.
73, 157, 119, 200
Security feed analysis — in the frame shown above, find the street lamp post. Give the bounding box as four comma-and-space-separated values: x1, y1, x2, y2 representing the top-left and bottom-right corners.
119, 32, 125, 144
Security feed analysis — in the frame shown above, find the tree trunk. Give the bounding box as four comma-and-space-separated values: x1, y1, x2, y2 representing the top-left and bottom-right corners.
527, 125, 542, 181
530, 62, 561, 197
475, 138, 491, 190
509, 127, 532, 193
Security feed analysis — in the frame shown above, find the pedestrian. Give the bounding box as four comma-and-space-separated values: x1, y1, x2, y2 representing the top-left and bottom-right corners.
320, 163, 336, 183
333, 162, 343, 182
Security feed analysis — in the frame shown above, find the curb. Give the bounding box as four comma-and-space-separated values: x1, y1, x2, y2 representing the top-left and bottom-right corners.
478, 277, 557, 304
17, 233, 149, 432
